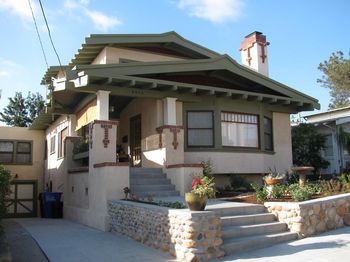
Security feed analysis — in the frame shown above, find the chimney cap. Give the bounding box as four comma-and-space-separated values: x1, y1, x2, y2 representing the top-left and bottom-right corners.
245, 31, 263, 38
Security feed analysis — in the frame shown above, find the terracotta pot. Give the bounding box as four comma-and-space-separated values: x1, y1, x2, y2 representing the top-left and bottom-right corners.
264, 178, 283, 186
185, 192, 208, 211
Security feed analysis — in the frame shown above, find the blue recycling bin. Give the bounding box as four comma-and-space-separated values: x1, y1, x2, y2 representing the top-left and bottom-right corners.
39, 192, 63, 218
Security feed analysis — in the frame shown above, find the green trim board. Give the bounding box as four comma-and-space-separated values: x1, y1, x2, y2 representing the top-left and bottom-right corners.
69, 55, 319, 109
70, 31, 220, 66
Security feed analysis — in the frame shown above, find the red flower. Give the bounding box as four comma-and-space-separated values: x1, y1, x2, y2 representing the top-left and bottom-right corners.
191, 177, 204, 189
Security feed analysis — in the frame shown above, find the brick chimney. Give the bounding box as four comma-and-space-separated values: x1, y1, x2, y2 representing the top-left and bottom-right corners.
240, 31, 270, 76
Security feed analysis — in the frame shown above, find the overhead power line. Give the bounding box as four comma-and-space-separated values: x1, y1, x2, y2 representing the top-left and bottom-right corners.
28, 0, 49, 69
38, 0, 63, 70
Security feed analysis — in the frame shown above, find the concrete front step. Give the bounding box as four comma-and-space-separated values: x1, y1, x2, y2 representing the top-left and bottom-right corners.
209, 204, 266, 217
131, 184, 176, 192
221, 213, 276, 227
130, 173, 166, 179
222, 222, 287, 239
221, 231, 298, 254
130, 178, 172, 185
130, 167, 163, 175
131, 190, 180, 198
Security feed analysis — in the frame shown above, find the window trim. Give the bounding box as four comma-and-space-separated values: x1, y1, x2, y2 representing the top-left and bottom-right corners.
57, 127, 68, 159
263, 116, 273, 151
221, 111, 260, 149
0, 140, 33, 165
186, 110, 215, 148
50, 135, 56, 155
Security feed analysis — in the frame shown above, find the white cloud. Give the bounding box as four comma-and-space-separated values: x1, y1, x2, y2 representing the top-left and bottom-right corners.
85, 10, 121, 31
177, 0, 244, 23
0, 70, 9, 77
64, 0, 79, 10
0, 0, 37, 20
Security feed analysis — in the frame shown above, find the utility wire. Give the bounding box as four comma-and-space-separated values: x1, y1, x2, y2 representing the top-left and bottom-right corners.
28, 0, 49, 69
38, 0, 64, 71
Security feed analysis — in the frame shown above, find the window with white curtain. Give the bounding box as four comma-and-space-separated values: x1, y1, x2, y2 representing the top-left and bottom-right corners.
221, 112, 259, 148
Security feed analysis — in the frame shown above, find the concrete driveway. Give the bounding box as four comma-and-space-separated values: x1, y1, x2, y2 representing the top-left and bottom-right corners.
4, 218, 350, 262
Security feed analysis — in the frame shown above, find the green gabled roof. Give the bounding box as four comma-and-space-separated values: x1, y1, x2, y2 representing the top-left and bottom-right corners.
41, 65, 71, 85
70, 31, 220, 66
73, 55, 319, 109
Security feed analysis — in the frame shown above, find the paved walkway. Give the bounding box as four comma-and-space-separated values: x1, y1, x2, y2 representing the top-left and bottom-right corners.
12, 218, 176, 262
6, 218, 350, 262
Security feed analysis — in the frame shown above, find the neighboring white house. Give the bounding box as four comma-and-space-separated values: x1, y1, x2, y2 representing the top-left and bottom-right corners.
304, 106, 350, 175
25, 31, 319, 230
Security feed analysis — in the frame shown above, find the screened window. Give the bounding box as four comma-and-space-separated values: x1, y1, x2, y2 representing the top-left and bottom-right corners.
0, 140, 32, 164
221, 112, 259, 148
264, 117, 273, 151
187, 111, 214, 147
50, 135, 56, 155
58, 128, 68, 159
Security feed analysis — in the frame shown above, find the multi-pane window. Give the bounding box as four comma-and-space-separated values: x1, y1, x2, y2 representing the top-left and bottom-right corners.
0, 140, 32, 164
221, 112, 259, 148
50, 135, 56, 154
187, 111, 214, 147
58, 128, 68, 159
264, 117, 273, 151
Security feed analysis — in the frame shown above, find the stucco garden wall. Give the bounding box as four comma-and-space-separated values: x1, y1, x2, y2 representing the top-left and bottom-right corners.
108, 200, 224, 261
265, 193, 350, 237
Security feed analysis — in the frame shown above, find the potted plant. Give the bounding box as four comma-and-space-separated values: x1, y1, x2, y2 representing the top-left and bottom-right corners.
263, 168, 285, 186
185, 175, 215, 211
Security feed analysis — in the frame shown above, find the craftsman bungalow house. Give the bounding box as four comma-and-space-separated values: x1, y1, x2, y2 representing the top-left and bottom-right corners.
30, 31, 319, 230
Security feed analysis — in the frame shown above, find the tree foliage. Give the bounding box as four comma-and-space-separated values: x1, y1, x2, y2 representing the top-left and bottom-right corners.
318, 51, 350, 110
0, 92, 44, 127
292, 123, 329, 172
0, 165, 11, 221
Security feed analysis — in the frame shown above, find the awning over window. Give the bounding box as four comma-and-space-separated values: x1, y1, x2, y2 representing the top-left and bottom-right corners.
76, 98, 97, 131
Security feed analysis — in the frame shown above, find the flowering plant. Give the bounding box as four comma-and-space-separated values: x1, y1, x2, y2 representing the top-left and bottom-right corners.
191, 175, 216, 198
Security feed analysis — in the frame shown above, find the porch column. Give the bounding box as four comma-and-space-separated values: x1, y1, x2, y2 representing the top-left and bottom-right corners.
89, 120, 118, 168
163, 97, 177, 125
96, 90, 110, 120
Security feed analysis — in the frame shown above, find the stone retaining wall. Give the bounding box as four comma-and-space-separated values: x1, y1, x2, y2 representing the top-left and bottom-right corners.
108, 200, 224, 261
265, 193, 350, 237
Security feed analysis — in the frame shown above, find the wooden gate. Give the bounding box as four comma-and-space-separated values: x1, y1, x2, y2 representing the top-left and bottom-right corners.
5, 180, 38, 218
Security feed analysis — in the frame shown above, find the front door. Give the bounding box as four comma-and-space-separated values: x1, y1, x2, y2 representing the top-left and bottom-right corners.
5, 180, 38, 218
130, 114, 142, 167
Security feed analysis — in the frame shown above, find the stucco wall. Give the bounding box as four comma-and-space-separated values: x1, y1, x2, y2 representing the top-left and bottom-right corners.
0, 127, 45, 191
45, 115, 75, 192
65, 166, 129, 231
92, 47, 184, 65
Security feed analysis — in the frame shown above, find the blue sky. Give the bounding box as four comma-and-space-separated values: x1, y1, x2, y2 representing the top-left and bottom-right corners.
0, 0, 349, 117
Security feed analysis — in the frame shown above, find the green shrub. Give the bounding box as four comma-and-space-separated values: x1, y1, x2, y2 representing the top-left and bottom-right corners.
338, 173, 350, 186
251, 183, 268, 203
287, 183, 314, 201
230, 175, 251, 190
270, 184, 286, 199
0, 165, 12, 220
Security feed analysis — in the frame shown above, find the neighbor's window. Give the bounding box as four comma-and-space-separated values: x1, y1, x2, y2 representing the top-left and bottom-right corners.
221, 112, 259, 148
0, 140, 32, 164
264, 117, 273, 151
58, 127, 68, 159
50, 135, 56, 154
324, 134, 333, 157
187, 111, 214, 147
